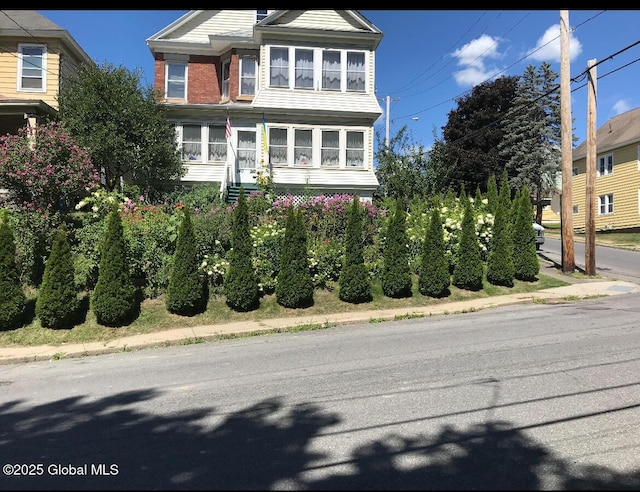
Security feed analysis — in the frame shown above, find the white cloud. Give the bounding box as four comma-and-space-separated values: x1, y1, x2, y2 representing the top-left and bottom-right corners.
526, 23, 583, 63
612, 99, 632, 115
451, 34, 504, 87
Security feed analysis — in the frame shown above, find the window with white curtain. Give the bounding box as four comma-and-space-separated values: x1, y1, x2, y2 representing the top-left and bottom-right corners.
237, 131, 256, 169
18, 44, 46, 91
208, 126, 227, 162
166, 63, 187, 99
222, 60, 230, 99
181, 125, 201, 162
240, 57, 256, 95
597, 153, 613, 176
270, 48, 289, 88
269, 128, 288, 164
598, 193, 614, 215
346, 131, 364, 167
295, 49, 314, 89
294, 129, 313, 166
321, 131, 339, 167
322, 50, 341, 90
346, 52, 365, 92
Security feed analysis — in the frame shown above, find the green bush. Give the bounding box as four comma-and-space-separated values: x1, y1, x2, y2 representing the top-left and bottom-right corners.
513, 186, 539, 281
91, 208, 137, 326
452, 197, 484, 291
166, 206, 208, 315
0, 210, 26, 329
224, 188, 260, 312
381, 199, 412, 298
276, 207, 314, 308
338, 196, 371, 303
36, 224, 79, 329
486, 192, 515, 287
418, 207, 451, 298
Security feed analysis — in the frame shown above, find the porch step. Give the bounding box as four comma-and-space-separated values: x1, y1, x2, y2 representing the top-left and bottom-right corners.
226, 184, 259, 204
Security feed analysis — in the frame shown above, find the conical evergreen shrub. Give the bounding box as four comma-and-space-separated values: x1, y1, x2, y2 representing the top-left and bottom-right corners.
0, 211, 26, 330
276, 207, 314, 308
452, 196, 484, 291
338, 195, 371, 303
166, 206, 207, 315
418, 206, 450, 298
486, 174, 499, 215
486, 197, 515, 287
91, 207, 137, 326
513, 186, 540, 281
224, 187, 260, 311
381, 199, 412, 298
36, 224, 79, 328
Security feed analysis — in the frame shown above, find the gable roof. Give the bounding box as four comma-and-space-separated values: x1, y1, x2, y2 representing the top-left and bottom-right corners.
0, 10, 93, 64
573, 107, 640, 161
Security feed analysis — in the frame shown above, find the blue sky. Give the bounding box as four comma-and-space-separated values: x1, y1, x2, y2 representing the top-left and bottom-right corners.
38, 9, 640, 151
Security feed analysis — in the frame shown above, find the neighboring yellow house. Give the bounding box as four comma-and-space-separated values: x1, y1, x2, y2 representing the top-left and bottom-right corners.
0, 10, 93, 136
572, 107, 640, 232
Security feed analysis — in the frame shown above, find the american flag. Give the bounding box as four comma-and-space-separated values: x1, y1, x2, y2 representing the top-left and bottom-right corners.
225, 116, 231, 140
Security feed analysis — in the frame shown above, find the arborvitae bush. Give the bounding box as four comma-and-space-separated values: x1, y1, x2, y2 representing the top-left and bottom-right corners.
513, 186, 540, 281
224, 188, 260, 311
0, 211, 26, 330
166, 206, 207, 315
91, 208, 137, 326
36, 224, 79, 328
452, 197, 484, 291
276, 207, 314, 308
486, 174, 499, 215
418, 207, 450, 298
381, 199, 412, 298
486, 197, 515, 287
338, 195, 371, 303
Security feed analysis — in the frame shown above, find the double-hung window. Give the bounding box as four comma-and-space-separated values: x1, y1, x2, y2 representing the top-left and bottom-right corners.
322, 50, 341, 91
256, 9, 268, 22
346, 131, 364, 167
239, 57, 256, 96
18, 44, 45, 91
321, 131, 339, 167
270, 48, 289, 88
597, 153, 613, 176
181, 125, 201, 162
598, 193, 614, 215
295, 49, 314, 89
269, 128, 288, 164
166, 63, 187, 99
208, 126, 227, 162
221, 60, 230, 99
294, 129, 313, 166
346, 52, 365, 92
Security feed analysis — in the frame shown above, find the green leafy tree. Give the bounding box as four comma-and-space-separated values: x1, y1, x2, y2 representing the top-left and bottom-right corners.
57, 62, 184, 191
91, 208, 137, 326
442, 75, 520, 193
338, 195, 372, 303
418, 207, 450, 298
486, 196, 515, 287
381, 199, 412, 298
36, 224, 79, 328
0, 211, 26, 329
513, 186, 540, 281
224, 188, 260, 311
276, 207, 314, 308
452, 196, 484, 291
166, 206, 207, 315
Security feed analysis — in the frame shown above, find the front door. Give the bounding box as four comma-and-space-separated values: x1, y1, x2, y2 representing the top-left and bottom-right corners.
234, 130, 257, 186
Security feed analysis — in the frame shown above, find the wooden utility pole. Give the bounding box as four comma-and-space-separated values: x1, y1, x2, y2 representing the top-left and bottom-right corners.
585, 59, 597, 276
560, 10, 575, 273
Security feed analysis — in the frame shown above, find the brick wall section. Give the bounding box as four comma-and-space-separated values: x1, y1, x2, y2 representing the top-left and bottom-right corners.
188, 55, 221, 103
153, 54, 165, 99
229, 53, 239, 102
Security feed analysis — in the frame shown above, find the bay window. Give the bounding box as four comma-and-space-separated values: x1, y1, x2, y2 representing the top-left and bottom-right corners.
239, 57, 256, 96
321, 131, 339, 167
322, 50, 341, 91
222, 60, 230, 99
181, 125, 201, 162
269, 128, 288, 164
294, 129, 313, 166
270, 47, 289, 88
18, 44, 45, 91
295, 49, 314, 89
346, 131, 364, 167
346, 52, 365, 92
208, 126, 227, 162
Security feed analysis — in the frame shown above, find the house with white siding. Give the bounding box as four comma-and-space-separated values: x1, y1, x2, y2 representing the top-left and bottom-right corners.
146, 9, 383, 202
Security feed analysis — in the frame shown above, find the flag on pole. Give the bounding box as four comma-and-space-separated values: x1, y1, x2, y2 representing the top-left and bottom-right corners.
261, 115, 268, 157
225, 115, 231, 140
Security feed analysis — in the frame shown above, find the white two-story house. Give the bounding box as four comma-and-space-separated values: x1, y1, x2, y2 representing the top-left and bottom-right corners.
146, 9, 383, 202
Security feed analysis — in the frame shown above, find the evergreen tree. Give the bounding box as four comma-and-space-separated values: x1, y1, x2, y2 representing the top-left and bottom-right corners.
36, 224, 79, 328
0, 211, 26, 330
513, 186, 540, 281
486, 174, 499, 215
486, 196, 515, 287
452, 196, 484, 291
418, 207, 451, 298
381, 199, 412, 298
224, 188, 260, 311
276, 207, 314, 308
338, 195, 371, 303
166, 206, 207, 315
91, 208, 136, 326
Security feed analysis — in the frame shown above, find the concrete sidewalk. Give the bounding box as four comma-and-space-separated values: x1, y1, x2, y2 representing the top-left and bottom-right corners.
1, 264, 637, 365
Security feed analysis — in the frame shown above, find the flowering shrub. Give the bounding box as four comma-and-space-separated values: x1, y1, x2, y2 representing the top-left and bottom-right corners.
250, 221, 285, 294
0, 121, 99, 212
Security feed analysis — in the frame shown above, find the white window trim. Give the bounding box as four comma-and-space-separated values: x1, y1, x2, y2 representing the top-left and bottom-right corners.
175, 123, 233, 165
597, 153, 613, 177
598, 193, 614, 215
165, 62, 187, 99
17, 43, 46, 93
267, 46, 368, 93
